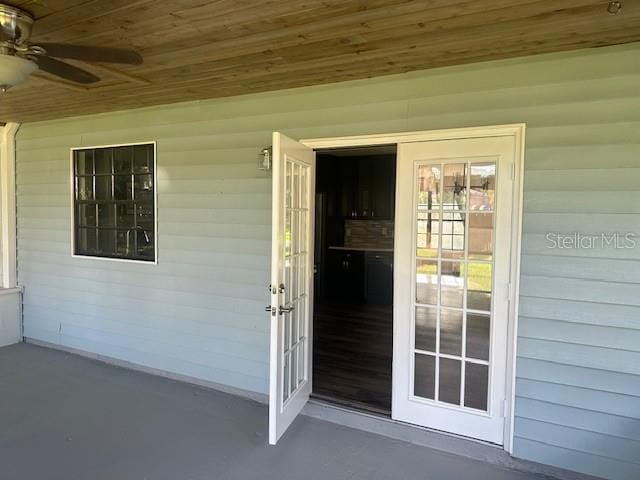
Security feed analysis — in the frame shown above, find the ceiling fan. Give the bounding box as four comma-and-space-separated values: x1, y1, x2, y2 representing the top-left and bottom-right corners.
0, 2, 142, 92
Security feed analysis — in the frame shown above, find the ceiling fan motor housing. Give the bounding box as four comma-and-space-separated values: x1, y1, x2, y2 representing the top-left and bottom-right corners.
0, 4, 34, 47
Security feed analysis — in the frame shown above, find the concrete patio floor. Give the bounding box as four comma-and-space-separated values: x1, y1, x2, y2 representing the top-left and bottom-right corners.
0, 343, 551, 480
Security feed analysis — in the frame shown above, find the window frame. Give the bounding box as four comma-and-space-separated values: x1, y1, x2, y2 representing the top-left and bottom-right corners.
69, 141, 158, 264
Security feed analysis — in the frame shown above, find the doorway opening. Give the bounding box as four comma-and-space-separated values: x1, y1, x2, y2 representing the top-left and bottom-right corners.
312, 145, 397, 416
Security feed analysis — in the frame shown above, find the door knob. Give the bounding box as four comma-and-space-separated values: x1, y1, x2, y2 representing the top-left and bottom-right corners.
279, 304, 295, 315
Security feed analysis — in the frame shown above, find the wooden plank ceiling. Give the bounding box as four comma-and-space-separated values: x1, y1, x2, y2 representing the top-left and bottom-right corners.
1, 0, 639, 123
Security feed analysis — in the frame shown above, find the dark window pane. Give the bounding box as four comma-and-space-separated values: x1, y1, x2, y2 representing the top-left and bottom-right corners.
440, 309, 462, 356
114, 147, 132, 174
76, 228, 97, 255
414, 353, 435, 400
77, 177, 93, 201
134, 145, 152, 173
95, 148, 113, 174
438, 358, 461, 405
97, 229, 116, 256
76, 150, 94, 175
77, 204, 96, 227
466, 314, 490, 361
114, 175, 133, 201
136, 203, 154, 230
464, 362, 488, 411
95, 175, 113, 200
136, 229, 154, 259
116, 204, 134, 229
415, 306, 436, 352
97, 204, 115, 228
134, 174, 153, 204
116, 230, 130, 256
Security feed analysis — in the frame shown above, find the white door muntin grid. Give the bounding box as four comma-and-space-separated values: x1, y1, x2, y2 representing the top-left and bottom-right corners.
393, 135, 517, 445
410, 156, 497, 415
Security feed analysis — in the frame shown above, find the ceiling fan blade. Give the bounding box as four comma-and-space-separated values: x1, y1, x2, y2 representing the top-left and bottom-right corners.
31, 55, 100, 84
35, 43, 143, 65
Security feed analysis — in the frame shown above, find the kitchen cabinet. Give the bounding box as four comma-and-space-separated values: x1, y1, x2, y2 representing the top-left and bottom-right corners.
339, 156, 395, 220
325, 249, 364, 301
325, 249, 393, 305
365, 252, 393, 306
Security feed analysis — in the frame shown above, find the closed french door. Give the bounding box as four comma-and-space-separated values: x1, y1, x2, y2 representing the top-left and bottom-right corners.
393, 136, 516, 444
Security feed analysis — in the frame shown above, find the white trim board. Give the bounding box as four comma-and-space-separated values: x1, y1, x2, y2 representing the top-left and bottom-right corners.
0, 123, 19, 289
302, 124, 525, 454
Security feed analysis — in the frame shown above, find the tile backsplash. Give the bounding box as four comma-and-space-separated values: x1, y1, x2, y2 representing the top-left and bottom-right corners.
344, 220, 394, 249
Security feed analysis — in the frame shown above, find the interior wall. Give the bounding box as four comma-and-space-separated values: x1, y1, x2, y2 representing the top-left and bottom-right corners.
13, 42, 640, 480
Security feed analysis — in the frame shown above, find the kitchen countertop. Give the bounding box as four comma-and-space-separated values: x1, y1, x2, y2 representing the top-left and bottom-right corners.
328, 246, 393, 253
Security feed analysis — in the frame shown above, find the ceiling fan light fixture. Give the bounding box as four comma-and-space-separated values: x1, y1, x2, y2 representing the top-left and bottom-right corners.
0, 54, 37, 92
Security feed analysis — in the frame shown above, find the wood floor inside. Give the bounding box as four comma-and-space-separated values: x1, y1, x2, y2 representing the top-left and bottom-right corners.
312, 301, 393, 416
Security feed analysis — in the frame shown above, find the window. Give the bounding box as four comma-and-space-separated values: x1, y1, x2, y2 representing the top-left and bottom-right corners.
72, 143, 156, 262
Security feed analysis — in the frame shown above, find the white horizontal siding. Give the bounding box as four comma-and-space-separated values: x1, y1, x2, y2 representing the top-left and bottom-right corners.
15, 42, 640, 480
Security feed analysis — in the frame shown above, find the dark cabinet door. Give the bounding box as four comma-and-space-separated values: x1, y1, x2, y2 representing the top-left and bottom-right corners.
365, 253, 393, 305
370, 157, 395, 220
325, 250, 364, 301
335, 156, 395, 220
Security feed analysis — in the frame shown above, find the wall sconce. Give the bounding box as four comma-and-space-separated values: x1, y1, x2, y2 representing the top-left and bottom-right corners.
259, 146, 272, 171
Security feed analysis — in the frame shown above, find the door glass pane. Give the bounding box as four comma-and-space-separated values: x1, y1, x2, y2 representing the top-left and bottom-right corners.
412, 158, 497, 414
293, 163, 300, 209
299, 210, 306, 254
414, 353, 435, 400
439, 358, 461, 405
285, 161, 292, 208
441, 212, 465, 259
416, 260, 438, 305
284, 210, 292, 256
415, 306, 437, 352
464, 362, 488, 411
468, 213, 493, 260
443, 164, 466, 211
300, 166, 308, 208
417, 165, 441, 209
297, 341, 305, 385
95, 175, 113, 200
290, 344, 298, 393
467, 263, 492, 311
440, 309, 462, 356
466, 314, 490, 361
441, 261, 463, 308
469, 163, 495, 211
417, 211, 439, 258
283, 353, 290, 401
290, 307, 298, 348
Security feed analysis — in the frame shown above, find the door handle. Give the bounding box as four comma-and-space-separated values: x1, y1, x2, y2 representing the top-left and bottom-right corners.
279, 304, 295, 315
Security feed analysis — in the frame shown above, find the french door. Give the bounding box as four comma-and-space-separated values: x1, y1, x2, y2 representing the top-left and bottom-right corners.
268, 132, 315, 444
393, 136, 516, 444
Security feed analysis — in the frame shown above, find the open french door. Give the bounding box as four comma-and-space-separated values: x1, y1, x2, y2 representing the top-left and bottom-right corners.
393, 135, 516, 445
268, 132, 315, 444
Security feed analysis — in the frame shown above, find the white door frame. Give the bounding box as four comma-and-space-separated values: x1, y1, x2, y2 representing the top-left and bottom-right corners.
301, 124, 525, 453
